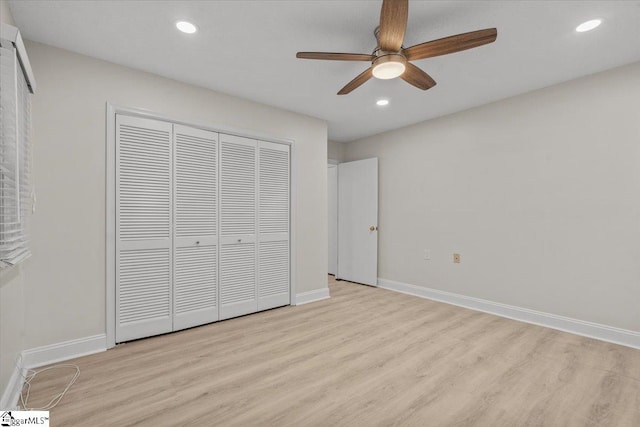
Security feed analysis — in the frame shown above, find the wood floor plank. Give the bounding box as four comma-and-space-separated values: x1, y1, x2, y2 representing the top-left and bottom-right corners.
23, 276, 640, 426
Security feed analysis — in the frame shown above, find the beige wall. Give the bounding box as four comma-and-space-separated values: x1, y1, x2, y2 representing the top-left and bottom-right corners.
328, 140, 345, 162
0, 0, 27, 397
1, 0, 14, 26
16, 40, 327, 352
344, 62, 640, 332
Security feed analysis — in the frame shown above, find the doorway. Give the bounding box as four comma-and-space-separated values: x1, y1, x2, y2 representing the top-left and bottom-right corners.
327, 158, 378, 286
328, 161, 338, 276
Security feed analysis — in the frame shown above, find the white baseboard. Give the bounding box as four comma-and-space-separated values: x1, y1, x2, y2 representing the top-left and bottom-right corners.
1, 334, 106, 409
21, 334, 107, 369
296, 288, 330, 305
0, 362, 26, 410
377, 278, 640, 350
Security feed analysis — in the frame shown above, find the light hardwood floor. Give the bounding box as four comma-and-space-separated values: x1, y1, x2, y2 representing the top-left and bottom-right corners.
25, 276, 640, 426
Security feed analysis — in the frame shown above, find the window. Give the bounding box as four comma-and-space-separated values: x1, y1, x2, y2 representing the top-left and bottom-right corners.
0, 25, 35, 268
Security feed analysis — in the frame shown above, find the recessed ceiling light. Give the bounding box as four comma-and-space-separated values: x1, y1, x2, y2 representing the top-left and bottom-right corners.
576, 19, 601, 32
176, 21, 197, 34
376, 99, 389, 106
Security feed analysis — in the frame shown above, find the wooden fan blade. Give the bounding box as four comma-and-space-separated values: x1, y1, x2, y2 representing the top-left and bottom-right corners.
403, 28, 497, 61
338, 67, 373, 95
378, 0, 408, 52
296, 52, 374, 61
401, 62, 436, 90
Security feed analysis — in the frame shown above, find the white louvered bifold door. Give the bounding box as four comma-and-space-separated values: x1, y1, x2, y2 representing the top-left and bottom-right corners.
173, 125, 219, 331
257, 141, 290, 310
116, 115, 173, 343
219, 134, 258, 320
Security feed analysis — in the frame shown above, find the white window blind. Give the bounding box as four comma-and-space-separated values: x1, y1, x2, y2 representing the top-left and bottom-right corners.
0, 32, 34, 267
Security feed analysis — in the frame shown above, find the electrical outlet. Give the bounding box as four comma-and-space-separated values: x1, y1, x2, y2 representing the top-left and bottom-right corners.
453, 253, 461, 263
423, 249, 431, 260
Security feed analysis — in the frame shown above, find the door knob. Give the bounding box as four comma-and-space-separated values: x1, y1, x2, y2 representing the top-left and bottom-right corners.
369, 226, 377, 231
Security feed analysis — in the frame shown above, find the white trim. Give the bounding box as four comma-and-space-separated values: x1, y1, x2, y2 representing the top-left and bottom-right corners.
0, 363, 26, 410
20, 334, 107, 370
377, 278, 640, 350
105, 104, 295, 146
105, 103, 297, 347
290, 141, 297, 305
1, 335, 106, 409
295, 288, 330, 305
105, 104, 116, 348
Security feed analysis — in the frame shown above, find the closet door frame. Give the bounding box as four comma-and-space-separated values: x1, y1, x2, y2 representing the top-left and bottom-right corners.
106, 103, 296, 349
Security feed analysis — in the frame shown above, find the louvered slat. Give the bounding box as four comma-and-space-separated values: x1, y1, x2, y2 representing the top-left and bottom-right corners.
259, 147, 289, 234
257, 141, 290, 310
220, 138, 255, 236
220, 242, 256, 308
118, 248, 170, 323
175, 127, 217, 237
174, 245, 217, 325
219, 134, 258, 319
115, 120, 291, 337
173, 125, 219, 330
116, 115, 173, 343
118, 122, 171, 240
259, 241, 289, 297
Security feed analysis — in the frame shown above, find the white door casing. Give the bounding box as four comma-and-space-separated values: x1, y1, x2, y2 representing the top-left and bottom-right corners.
338, 158, 378, 286
327, 164, 338, 275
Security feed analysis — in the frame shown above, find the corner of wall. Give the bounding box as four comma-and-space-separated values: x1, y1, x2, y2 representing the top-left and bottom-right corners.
0, 266, 27, 404
327, 140, 346, 163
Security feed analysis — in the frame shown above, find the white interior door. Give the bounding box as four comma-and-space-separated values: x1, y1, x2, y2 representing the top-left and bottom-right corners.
338, 158, 378, 286
173, 124, 219, 331
327, 164, 338, 275
219, 134, 257, 320
116, 115, 173, 343
257, 141, 290, 310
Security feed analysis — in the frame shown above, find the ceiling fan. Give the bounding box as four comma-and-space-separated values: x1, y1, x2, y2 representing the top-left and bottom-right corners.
296, 0, 497, 95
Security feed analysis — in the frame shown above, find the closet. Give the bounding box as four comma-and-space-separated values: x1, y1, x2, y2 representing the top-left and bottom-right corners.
115, 114, 290, 343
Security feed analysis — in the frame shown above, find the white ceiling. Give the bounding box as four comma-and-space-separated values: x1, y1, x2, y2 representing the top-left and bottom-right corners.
9, 1, 640, 142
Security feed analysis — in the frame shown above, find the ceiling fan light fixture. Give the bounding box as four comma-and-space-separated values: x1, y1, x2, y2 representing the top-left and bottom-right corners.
295, 1, 498, 95
372, 54, 406, 80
